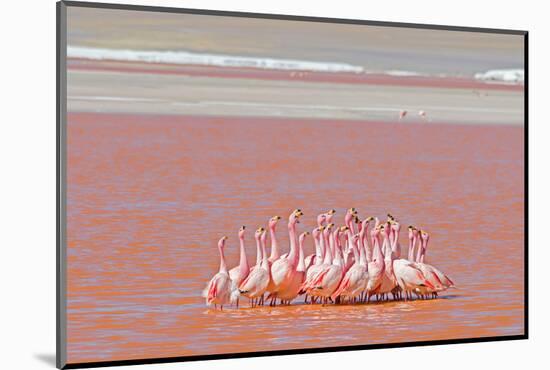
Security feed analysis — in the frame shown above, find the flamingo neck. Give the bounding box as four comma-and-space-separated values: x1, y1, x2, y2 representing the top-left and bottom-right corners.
416, 236, 423, 262
255, 237, 262, 266
297, 239, 306, 272
269, 226, 280, 260
420, 237, 428, 263
287, 222, 298, 265
373, 234, 384, 264
322, 232, 332, 264
391, 229, 401, 258
260, 235, 268, 269
363, 224, 372, 263
239, 236, 249, 272
329, 231, 336, 259
407, 235, 414, 261
218, 245, 227, 274
318, 232, 326, 265
382, 234, 393, 261
314, 235, 321, 259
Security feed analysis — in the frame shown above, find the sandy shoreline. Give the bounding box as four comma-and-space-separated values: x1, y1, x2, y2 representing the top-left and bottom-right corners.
67, 65, 524, 125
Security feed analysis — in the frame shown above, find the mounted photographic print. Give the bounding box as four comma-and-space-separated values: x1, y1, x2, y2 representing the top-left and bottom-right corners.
56, 1, 527, 368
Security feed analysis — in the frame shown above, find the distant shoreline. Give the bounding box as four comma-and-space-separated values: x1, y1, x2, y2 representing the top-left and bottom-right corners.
67, 58, 524, 92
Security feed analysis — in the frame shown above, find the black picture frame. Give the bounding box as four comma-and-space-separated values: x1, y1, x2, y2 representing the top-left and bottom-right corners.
56, 1, 529, 368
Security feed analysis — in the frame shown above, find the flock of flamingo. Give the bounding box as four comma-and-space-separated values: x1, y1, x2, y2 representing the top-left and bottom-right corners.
203, 209, 454, 310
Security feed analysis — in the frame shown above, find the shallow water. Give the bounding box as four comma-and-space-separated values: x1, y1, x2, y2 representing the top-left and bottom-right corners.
66, 113, 524, 363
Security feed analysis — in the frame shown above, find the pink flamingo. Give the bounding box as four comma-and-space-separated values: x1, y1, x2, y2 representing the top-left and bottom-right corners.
373, 222, 398, 301
305, 225, 323, 271
317, 212, 328, 227
275, 231, 310, 304
269, 209, 303, 303
229, 226, 249, 307
267, 216, 282, 263
325, 209, 336, 224
238, 228, 270, 307
303, 225, 328, 304
344, 208, 358, 234
399, 110, 408, 120
202, 236, 231, 310
300, 223, 343, 304
391, 221, 435, 300
364, 220, 385, 302
331, 233, 368, 303
415, 230, 455, 295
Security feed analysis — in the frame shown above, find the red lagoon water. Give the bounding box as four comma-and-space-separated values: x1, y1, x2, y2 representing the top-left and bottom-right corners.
66, 113, 525, 364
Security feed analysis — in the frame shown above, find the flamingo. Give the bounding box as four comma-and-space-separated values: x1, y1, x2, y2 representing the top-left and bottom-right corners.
303, 225, 328, 304
390, 221, 435, 300
365, 224, 385, 302
238, 228, 270, 307
300, 223, 343, 304
267, 216, 282, 263
275, 231, 310, 304
332, 233, 368, 303
317, 212, 328, 227
202, 236, 231, 310
305, 225, 323, 271
229, 226, 249, 307
325, 209, 336, 224
415, 230, 455, 295
373, 222, 398, 301
344, 208, 358, 234
269, 209, 303, 302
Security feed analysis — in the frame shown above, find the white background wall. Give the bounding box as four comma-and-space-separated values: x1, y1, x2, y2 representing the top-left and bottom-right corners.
0, 0, 545, 369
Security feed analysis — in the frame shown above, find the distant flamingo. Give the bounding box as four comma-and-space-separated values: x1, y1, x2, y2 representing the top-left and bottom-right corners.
202, 236, 231, 310
229, 226, 249, 307
399, 110, 408, 120
238, 228, 270, 307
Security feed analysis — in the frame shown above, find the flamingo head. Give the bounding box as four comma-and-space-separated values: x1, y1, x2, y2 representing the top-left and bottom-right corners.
391, 220, 401, 233
260, 228, 267, 243
312, 226, 323, 240
238, 225, 246, 239
269, 215, 281, 228
317, 213, 327, 227
255, 227, 265, 240
324, 223, 335, 237
218, 236, 228, 249
421, 230, 430, 244
361, 216, 374, 230
289, 209, 303, 225
325, 209, 336, 223
344, 208, 356, 225
407, 225, 415, 240
387, 213, 396, 222
299, 231, 310, 244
